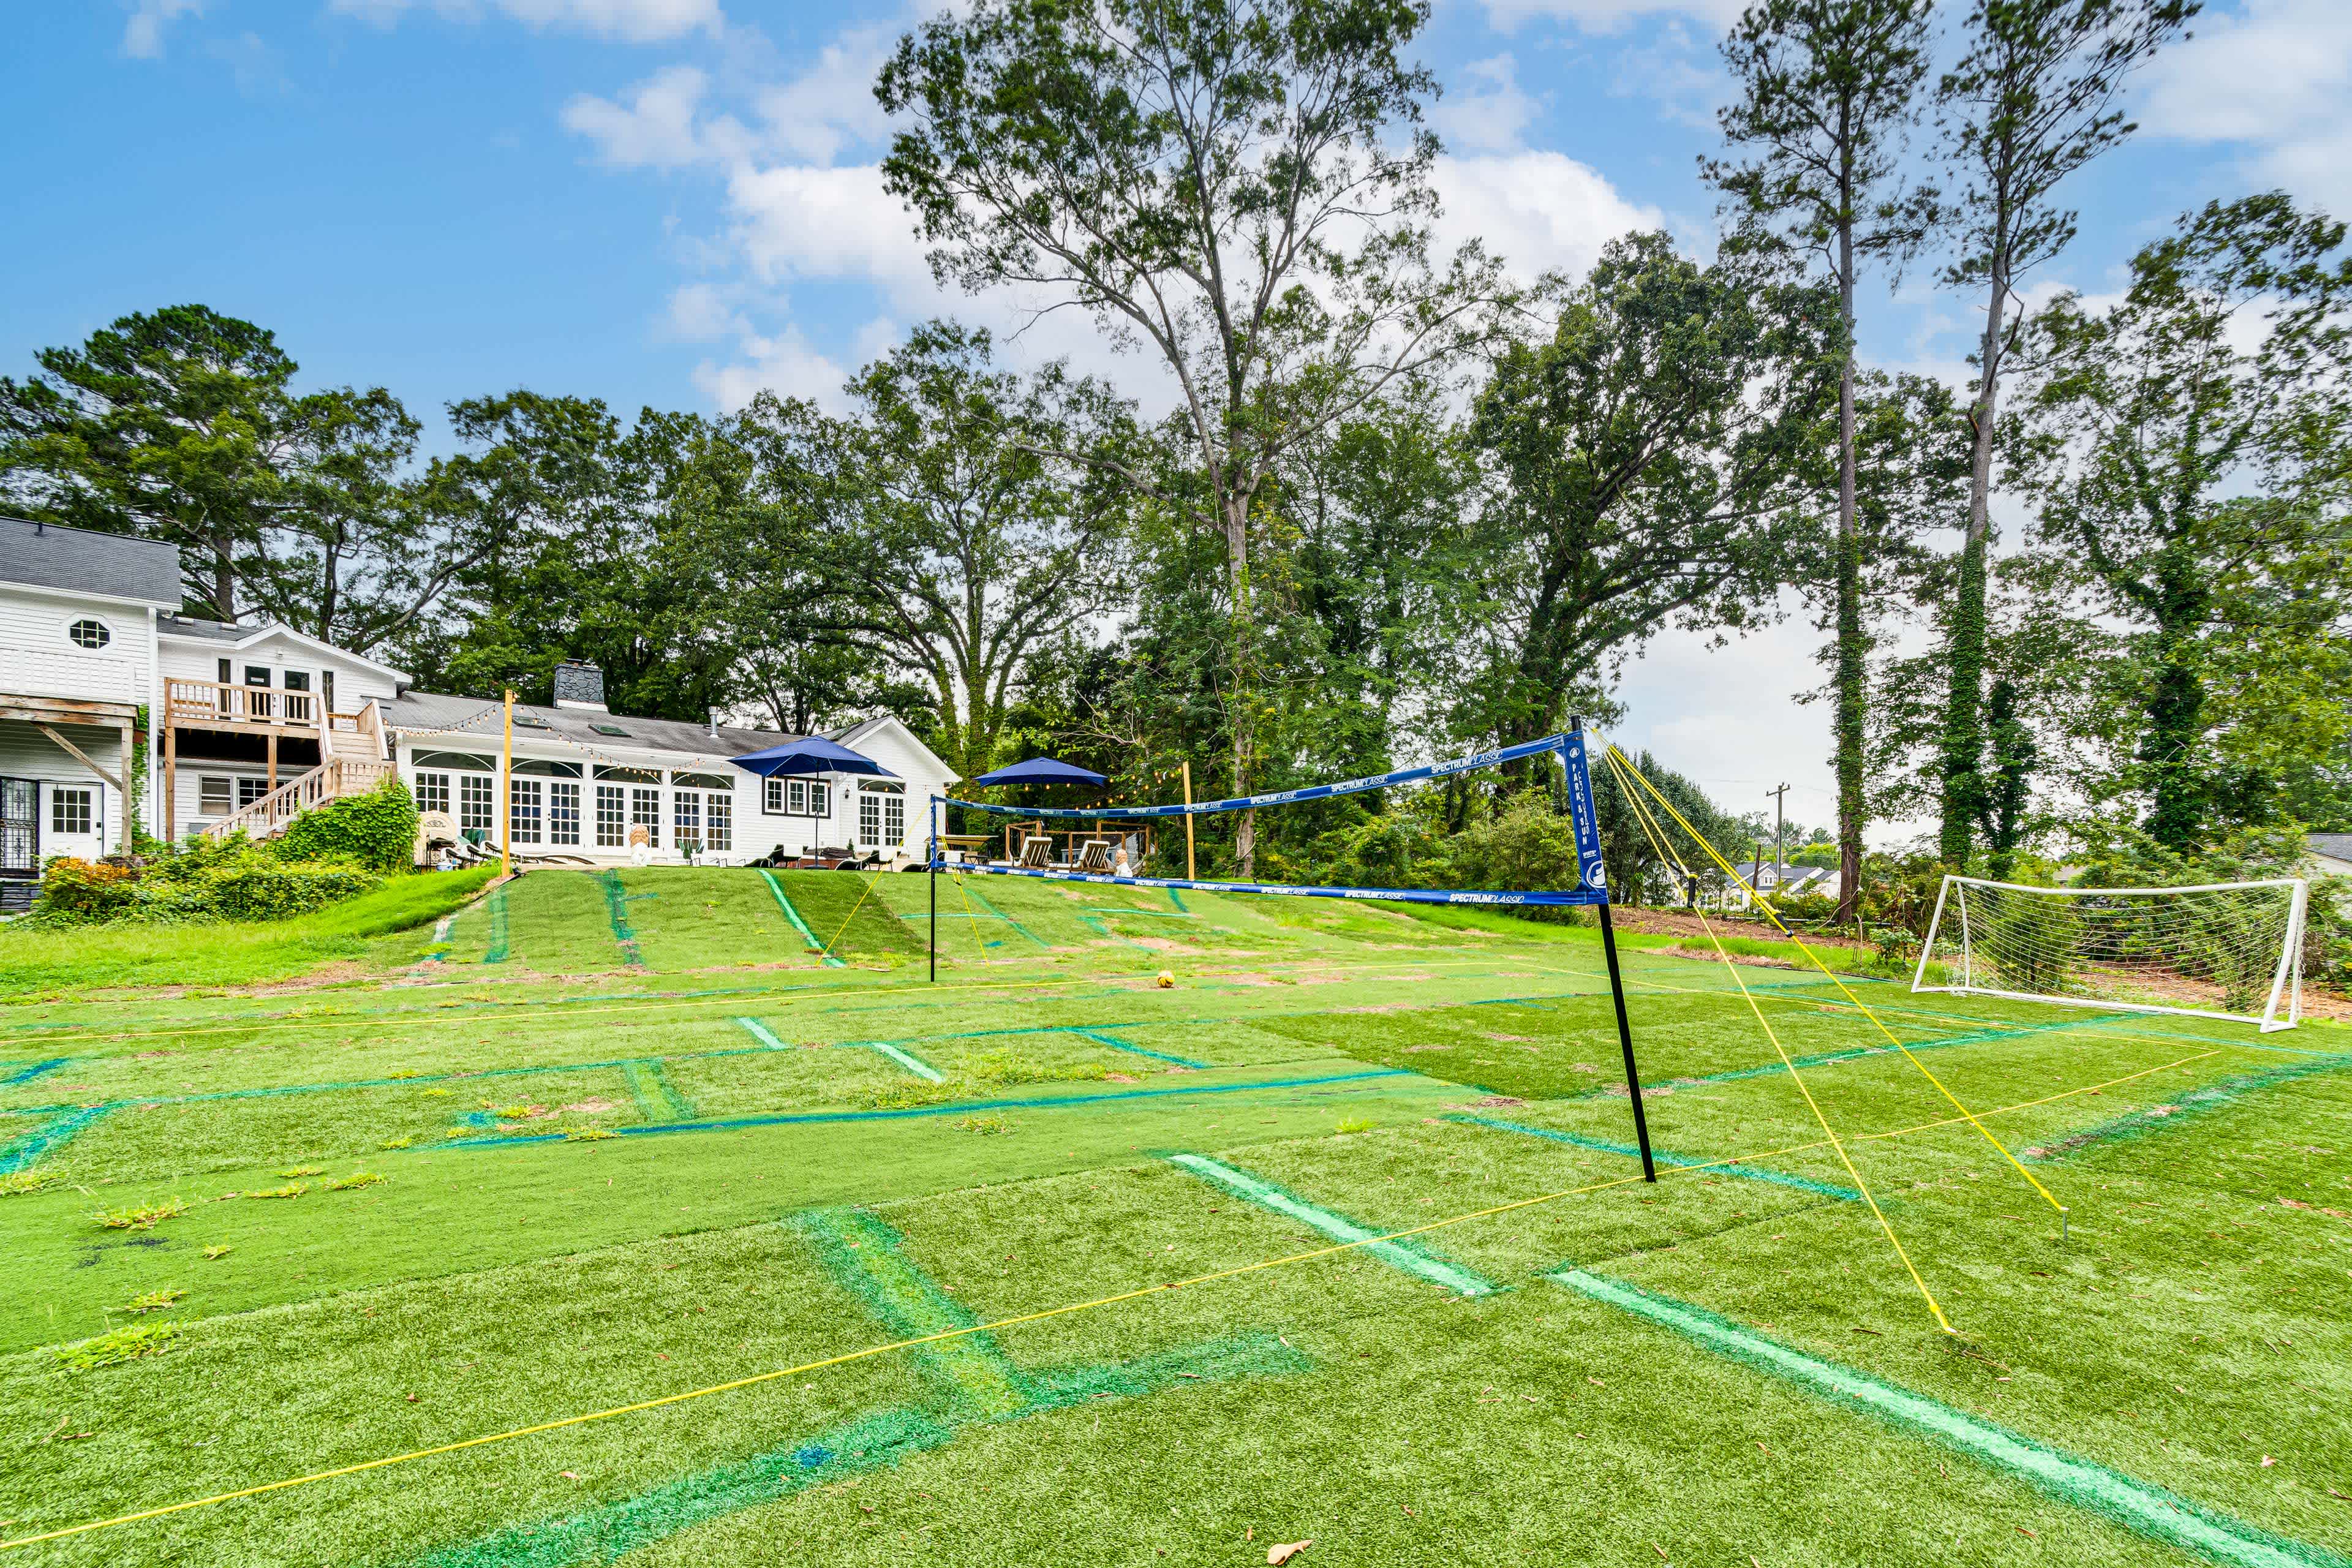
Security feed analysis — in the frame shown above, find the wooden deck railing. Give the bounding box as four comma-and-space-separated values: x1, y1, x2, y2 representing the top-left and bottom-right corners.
165, 679, 319, 729
202, 757, 393, 841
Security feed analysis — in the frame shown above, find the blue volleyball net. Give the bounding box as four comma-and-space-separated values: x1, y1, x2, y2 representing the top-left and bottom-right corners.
925, 727, 1614, 908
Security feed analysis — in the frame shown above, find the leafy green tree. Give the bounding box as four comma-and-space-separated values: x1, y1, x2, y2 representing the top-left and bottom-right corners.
2011, 192, 2352, 848
1930, 0, 2196, 865
832, 322, 1129, 780
1709, 0, 1936, 919
1464, 232, 1842, 754
876, 0, 1518, 872
0, 304, 459, 646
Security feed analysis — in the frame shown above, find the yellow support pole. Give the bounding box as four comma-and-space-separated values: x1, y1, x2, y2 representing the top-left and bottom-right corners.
1181, 761, 1196, 881
500, 689, 514, 878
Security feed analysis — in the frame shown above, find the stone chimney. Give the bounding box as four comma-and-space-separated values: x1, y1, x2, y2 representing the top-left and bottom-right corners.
552, 659, 608, 712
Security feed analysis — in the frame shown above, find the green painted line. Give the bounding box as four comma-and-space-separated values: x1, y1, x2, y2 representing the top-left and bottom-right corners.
2021, 1054, 2352, 1162
0, 1104, 115, 1174
1077, 911, 1151, 950
795, 1207, 1030, 1417
960, 884, 1048, 949
731, 1016, 790, 1052
1064, 1027, 1207, 1069
760, 870, 846, 968
865, 1039, 944, 1084
1547, 1270, 2348, 1568
483, 889, 510, 965
1167, 1153, 1495, 1297
401, 1201, 1311, 1568
622, 1059, 695, 1121
1446, 1113, 1861, 1200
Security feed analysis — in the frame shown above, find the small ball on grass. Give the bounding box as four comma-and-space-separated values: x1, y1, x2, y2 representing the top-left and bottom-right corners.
1156, 971, 1175, 989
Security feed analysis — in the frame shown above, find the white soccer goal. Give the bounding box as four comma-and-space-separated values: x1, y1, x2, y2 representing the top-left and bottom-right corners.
1913, 876, 2309, 1032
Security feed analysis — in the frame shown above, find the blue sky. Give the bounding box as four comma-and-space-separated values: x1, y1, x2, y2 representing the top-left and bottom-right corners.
9, 0, 2346, 835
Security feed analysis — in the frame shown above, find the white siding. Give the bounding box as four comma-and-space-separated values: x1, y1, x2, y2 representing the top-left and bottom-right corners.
0, 586, 144, 703
0, 718, 135, 859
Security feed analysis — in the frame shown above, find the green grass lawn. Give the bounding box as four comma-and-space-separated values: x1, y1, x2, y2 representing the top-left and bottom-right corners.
1, 868, 2346, 1567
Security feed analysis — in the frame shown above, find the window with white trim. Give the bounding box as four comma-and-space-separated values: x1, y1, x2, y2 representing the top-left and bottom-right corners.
763, 777, 827, 816
67, 619, 110, 650
458, 774, 494, 835
674, 790, 703, 850
706, 793, 731, 851
238, 777, 271, 807
549, 781, 581, 846
510, 778, 543, 845
630, 787, 660, 847
595, 785, 625, 848
51, 787, 93, 836
199, 776, 233, 815
858, 783, 905, 848
414, 772, 450, 816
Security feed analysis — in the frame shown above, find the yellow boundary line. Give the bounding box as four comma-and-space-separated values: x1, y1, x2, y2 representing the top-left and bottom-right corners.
1603, 750, 1955, 1333
0, 1047, 2220, 1555
816, 872, 883, 961
1604, 743, 2068, 1221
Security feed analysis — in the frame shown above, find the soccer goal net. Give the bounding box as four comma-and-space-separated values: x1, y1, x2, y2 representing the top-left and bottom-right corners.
1913, 876, 2309, 1031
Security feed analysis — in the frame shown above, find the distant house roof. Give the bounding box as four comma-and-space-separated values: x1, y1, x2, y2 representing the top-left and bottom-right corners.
0, 516, 181, 606
2309, 833, 2352, 868
1732, 861, 1835, 894
384, 690, 796, 762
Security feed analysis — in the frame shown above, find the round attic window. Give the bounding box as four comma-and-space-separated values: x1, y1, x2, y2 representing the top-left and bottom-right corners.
68, 619, 111, 650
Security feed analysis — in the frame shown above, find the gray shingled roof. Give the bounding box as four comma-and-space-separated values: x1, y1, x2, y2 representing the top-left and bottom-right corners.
2309, 834, 2352, 864
156, 614, 251, 643
385, 690, 804, 762
0, 517, 181, 605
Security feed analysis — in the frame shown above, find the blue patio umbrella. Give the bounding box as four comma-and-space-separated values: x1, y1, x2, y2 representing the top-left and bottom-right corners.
729, 737, 898, 778
971, 756, 1108, 787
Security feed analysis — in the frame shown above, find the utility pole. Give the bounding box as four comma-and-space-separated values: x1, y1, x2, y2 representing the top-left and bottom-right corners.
1766, 782, 1789, 889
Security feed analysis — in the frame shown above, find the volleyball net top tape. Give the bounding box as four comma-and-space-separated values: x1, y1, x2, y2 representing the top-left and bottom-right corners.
930, 729, 1612, 908
939, 733, 1578, 820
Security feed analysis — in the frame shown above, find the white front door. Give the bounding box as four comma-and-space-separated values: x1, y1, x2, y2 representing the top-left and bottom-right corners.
45, 783, 107, 862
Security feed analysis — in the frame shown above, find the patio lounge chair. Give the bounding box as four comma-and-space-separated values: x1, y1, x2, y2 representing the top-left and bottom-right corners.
1071, 838, 1114, 873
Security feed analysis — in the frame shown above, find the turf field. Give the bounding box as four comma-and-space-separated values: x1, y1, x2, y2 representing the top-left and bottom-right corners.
2, 866, 2348, 1567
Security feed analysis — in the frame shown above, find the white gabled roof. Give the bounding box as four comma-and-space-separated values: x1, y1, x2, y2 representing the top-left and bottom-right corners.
825, 713, 960, 783
157, 617, 412, 681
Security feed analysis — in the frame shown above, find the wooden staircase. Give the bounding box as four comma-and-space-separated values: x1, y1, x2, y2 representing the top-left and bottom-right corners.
203, 703, 394, 842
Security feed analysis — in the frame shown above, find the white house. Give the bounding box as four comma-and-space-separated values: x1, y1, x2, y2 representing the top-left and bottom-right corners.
0, 516, 959, 904
383, 665, 957, 868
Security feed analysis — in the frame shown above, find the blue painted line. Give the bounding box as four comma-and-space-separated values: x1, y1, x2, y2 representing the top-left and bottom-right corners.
443, 1068, 1419, 1149
1064, 1027, 1208, 1069
1447, 1113, 1862, 1200
0, 1103, 116, 1174
2, 1058, 69, 1087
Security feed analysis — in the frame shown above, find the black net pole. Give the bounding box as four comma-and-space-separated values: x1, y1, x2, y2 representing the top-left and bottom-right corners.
1597, 899, 1656, 1182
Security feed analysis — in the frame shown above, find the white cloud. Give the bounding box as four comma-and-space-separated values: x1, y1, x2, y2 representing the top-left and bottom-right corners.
691, 325, 851, 413
1431, 152, 1667, 281
1480, 0, 1743, 36
330, 0, 722, 44
723, 163, 933, 289
122, 0, 204, 59
752, 25, 897, 165
659, 281, 747, 342
2142, 0, 2352, 216
562, 65, 751, 169
1433, 55, 1542, 155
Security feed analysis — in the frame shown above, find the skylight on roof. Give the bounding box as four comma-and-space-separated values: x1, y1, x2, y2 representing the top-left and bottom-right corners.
590, 723, 629, 737
512, 711, 550, 728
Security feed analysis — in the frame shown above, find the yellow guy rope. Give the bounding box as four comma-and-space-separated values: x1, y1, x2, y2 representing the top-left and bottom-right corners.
952, 867, 988, 956
1600, 749, 1958, 1335
1604, 742, 2068, 1222
0, 1049, 2215, 1556
816, 872, 883, 961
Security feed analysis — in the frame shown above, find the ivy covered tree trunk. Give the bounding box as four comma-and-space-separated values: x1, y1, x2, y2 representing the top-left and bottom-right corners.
1225, 492, 1257, 878
1939, 279, 2003, 869
1980, 676, 2033, 878
1833, 225, 1866, 922
2139, 556, 2209, 851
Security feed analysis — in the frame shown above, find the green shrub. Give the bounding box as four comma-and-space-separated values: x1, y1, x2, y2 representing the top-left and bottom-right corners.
198, 861, 378, 922
273, 777, 419, 872
32, 858, 142, 920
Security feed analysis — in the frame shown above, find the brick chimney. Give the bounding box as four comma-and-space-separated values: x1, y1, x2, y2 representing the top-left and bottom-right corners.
552, 659, 608, 712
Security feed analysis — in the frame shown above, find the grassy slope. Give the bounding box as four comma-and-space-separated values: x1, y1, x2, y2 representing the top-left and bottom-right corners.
0, 875, 2346, 1566
0, 867, 498, 997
